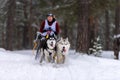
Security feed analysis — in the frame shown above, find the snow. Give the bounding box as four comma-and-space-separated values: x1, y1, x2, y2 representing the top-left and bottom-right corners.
114, 34, 120, 38
16, 1, 21, 5
0, 48, 120, 80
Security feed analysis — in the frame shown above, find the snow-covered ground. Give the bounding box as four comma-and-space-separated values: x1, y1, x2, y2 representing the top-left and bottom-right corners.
0, 48, 120, 80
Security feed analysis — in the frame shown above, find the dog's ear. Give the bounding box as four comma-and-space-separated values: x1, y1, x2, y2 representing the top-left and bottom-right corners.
61, 37, 63, 41
66, 37, 68, 41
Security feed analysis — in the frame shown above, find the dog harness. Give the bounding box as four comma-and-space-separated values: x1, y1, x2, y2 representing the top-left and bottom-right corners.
46, 48, 53, 55
44, 20, 56, 32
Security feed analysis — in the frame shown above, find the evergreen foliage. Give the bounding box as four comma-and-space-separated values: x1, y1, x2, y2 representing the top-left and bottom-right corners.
88, 37, 102, 56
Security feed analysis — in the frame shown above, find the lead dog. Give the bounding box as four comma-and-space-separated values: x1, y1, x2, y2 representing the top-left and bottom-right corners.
54, 37, 70, 64
39, 36, 56, 63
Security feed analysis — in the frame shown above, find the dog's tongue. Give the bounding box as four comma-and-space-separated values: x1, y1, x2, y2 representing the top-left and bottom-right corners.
50, 43, 53, 47
63, 48, 66, 52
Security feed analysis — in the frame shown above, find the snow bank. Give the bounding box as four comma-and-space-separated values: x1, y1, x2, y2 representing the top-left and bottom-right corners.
0, 48, 6, 52
0, 50, 120, 80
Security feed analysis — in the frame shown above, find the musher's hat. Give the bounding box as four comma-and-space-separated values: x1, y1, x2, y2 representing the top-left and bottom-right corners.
47, 13, 54, 17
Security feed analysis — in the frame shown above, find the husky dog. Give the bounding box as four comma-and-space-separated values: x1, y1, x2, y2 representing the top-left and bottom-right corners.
39, 36, 56, 63
54, 37, 70, 64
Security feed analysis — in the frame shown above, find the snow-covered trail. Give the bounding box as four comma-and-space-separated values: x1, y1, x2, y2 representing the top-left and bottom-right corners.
0, 49, 120, 80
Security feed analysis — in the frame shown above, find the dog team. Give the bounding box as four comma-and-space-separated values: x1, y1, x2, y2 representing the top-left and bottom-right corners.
34, 32, 70, 64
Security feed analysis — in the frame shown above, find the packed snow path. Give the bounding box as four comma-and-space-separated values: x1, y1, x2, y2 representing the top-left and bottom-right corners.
0, 49, 120, 80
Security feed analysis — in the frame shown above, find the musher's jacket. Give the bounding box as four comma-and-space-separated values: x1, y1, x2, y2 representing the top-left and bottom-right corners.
39, 19, 60, 35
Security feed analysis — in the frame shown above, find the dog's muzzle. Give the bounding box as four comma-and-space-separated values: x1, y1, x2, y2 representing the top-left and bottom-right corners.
62, 47, 66, 53
50, 42, 53, 47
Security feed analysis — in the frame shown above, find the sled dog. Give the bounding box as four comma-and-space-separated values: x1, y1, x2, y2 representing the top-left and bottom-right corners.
54, 37, 70, 64
39, 36, 56, 63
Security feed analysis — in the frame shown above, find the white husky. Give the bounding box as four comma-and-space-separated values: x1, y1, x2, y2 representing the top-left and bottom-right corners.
54, 37, 70, 64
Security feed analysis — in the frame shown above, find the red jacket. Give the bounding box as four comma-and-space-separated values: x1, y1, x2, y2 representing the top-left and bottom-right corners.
39, 20, 60, 35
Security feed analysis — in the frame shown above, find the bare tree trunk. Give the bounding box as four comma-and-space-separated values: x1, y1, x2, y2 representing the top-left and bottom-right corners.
22, 0, 34, 49
114, 0, 120, 59
94, 18, 98, 39
6, 0, 16, 50
105, 10, 110, 50
23, 0, 29, 48
2, 32, 5, 48
76, 0, 89, 53
114, 39, 119, 59
63, 20, 68, 38
88, 16, 98, 54
88, 16, 94, 52
28, 0, 34, 48
16, 26, 22, 49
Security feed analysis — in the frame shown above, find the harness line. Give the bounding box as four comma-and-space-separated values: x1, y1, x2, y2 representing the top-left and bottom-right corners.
32, 42, 37, 55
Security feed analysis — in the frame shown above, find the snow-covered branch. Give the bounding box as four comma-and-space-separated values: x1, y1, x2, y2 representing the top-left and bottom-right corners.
0, 0, 8, 9
114, 34, 120, 39
40, 1, 76, 11
32, 23, 39, 30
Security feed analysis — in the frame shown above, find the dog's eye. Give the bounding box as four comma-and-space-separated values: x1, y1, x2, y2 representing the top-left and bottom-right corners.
60, 42, 63, 45
65, 43, 68, 45
65, 42, 69, 45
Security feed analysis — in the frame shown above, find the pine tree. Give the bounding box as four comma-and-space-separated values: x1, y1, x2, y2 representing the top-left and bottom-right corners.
88, 37, 102, 56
